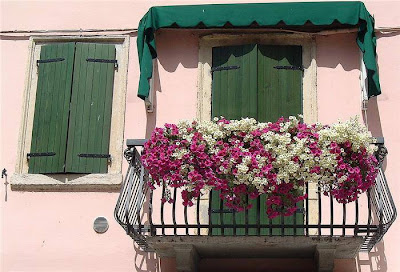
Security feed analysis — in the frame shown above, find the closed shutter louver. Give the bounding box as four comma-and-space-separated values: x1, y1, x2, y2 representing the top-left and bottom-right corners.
257, 45, 303, 236
212, 44, 258, 120
29, 43, 75, 174
211, 44, 303, 235
65, 43, 116, 173
211, 44, 258, 236
257, 45, 302, 122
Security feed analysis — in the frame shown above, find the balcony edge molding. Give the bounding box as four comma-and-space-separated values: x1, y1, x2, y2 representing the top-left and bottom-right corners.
146, 236, 363, 259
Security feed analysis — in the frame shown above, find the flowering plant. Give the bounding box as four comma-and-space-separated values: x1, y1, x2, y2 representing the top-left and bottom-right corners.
142, 116, 378, 219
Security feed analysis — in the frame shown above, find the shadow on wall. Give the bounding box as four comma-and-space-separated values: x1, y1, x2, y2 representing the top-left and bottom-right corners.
132, 191, 177, 272
155, 30, 199, 72
199, 258, 316, 272
135, 49, 160, 272
316, 33, 359, 71
357, 242, 388, 272
145, 60, 160, 139
134, 243, 160, 272
140, 30, 199, 120
364, 98, 383, 138
357, 95, 388, 272
0, 35, 31, 40
363, 97, 387, 169
131, 243, 387, 272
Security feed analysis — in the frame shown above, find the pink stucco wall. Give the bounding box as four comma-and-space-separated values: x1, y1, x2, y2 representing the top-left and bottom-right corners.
1, 1, 400, 272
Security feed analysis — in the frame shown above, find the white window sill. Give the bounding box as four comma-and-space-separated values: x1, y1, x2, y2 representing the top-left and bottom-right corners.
11, 173, 122, 192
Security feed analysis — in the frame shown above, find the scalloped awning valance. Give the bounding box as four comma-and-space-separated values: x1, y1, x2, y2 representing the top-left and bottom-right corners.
137, 1, 380, 100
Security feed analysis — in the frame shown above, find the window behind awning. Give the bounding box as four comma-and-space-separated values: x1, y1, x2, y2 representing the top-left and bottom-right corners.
137, 1, 380, 100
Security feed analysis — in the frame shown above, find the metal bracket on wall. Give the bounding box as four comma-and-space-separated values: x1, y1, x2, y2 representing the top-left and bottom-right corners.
2, 168, 8, 202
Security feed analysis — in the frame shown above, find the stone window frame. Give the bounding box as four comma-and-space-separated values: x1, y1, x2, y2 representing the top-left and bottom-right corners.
12, 35, 130, 191
196, 33, 319, 233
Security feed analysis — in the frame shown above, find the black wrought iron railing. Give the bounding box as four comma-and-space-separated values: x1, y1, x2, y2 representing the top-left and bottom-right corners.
114, 138, 396, 252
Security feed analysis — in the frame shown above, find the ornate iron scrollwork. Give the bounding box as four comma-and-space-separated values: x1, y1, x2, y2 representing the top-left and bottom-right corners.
375, 144, 388, 168
124, 147, 135, 164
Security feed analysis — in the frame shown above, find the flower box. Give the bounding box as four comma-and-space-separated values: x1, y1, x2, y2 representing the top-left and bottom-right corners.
142, 116, 378, 219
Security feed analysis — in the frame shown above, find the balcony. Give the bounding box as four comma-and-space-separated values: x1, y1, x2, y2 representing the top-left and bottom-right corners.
114, 138, 396, 271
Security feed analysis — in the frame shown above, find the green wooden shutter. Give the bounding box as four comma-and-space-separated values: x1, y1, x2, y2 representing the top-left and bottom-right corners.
211, 44, 303, 236
257, 45, 302, 122
258, 45, 303, 236
212, 44, 258, 120
65, 43, 116, 173
211, 44, 257, 235
29, 43, 75, 174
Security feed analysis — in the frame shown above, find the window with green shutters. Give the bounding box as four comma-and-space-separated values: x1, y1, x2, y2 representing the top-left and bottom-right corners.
212, 44, 302, 122
210, 44, 303, 235
28, 42, 116, 174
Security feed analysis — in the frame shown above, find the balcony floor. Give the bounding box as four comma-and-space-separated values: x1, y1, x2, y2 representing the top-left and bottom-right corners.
147, 235, 364, 259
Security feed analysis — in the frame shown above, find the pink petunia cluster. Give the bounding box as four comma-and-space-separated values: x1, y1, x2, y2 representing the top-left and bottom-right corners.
141, 117, 378, 219
325, 141, 378, 203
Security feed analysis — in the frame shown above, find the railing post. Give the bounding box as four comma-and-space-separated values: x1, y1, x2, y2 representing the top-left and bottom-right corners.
136, 164, 145, 233
124, 146, 135, 235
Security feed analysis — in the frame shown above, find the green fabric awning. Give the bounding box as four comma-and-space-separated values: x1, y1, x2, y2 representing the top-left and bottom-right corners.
137, 1, 380, 100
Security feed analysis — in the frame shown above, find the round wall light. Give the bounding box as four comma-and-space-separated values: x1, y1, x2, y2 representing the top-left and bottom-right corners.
93, 216, 109, 234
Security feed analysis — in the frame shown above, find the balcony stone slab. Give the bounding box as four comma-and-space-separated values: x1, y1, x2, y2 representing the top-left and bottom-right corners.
147, 235, 363, 259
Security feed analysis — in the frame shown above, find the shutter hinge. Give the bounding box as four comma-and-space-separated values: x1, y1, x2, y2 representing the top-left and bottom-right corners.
78, 153, 112, 163
86, 58, 118, 69
211, 65, 240, 73
27, 152, 56, 160
273, 65, 304, 71
37, 58, 65, 66
210, 209, 235, 213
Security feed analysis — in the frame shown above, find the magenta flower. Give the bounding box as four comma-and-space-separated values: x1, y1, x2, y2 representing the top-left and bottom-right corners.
142, 117, 378, 219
